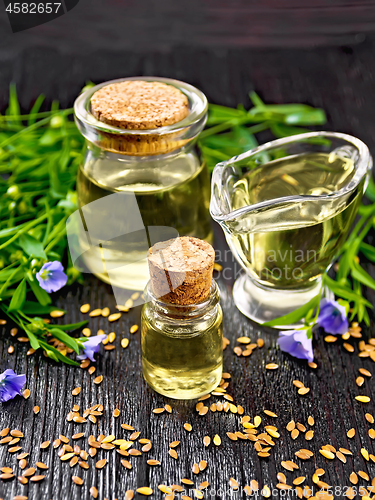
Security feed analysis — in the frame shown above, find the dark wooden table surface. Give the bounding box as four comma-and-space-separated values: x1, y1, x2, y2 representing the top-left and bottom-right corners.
2, 31, 375, 500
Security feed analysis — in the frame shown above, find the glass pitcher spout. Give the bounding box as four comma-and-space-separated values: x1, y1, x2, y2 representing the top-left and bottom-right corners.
210, 131, 372, 327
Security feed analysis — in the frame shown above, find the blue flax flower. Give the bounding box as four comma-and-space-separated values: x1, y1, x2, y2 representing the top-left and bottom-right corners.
77, 335, 107, 362
317, 298, 348, 335
36, 261, 68, 293
0, 369, 26, 403
277, 330, 314, 362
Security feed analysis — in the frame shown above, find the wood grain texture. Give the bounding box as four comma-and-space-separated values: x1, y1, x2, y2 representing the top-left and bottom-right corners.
1, 37, 375, 499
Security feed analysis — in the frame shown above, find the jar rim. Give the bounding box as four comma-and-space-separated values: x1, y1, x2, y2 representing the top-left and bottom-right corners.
74, 76, 208, 138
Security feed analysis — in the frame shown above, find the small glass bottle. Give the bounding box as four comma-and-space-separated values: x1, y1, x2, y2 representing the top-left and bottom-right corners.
141, 236, 223, 399
73, 77, 212, 291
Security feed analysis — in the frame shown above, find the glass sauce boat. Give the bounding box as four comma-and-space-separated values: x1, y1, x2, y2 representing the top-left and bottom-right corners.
210, 132, 372, 328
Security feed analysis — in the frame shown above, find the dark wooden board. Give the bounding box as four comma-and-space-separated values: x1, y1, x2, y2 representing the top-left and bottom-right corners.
1, 35, 375, 500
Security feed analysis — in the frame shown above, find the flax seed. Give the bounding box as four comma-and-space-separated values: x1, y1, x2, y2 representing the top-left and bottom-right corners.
319, 449, 335, 459
23, 389, 30, 399
203, 436, 210, 446
199, 460, 207, 471
136, 487, 153, 495
264, 410, 277, 417
265, 363, 278, 370
356, 395, 371, 403
350, 472, 358, 484
286, 420, 295, 431
184, 423, 192, 432
35, 462, 48, 469
298, 387, 310, 395
213, 434, 221, 446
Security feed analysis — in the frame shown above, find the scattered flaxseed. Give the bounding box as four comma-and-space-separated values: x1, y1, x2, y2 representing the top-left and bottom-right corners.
356, 395, 371, 403
349, 472, 358, 485
0, 473, 14, 480
80, 304, 90, 313
305, 430, 314, 440
293, 380, 305, 389
203, 436, 210, 447
125, 491, 135, 500
343, 343, 355, 353
169, 441, 180, 448
121, 338, 129, 348
169, 449, 178, 459
89, 309, 102, 317
286, 420, 295, 432
108, 313, 121, 322
8, 346, 14, 354
291, 429, 299, 440
72, 387, 81, 396
94, 375, 103, 385
95, 458, 107, 469
50, 310, 65, 318
298, 387, 310, 395
229, 478, 239, 489
147, 459, 160, 466
184, 423, 192, 432
165, 404, 172, 413
319, 449, 335, 459
30, 475, 45, 482
324, 335, 337, 343
35, 462, 48, 470
23, 389, 30, 399
264, 410, 277, 418
265, 363, 278, 370
199, 460, 207, 471
72, 476, 83, 485
361, 448, 369, 460
336, 451, 346, 463
136, 487, 153, 496
262, 485, 271, 498
153, 408, 165, 414
90, 486, 98, 498
213, 434, 221, 446
18, 476, 28, 485
8, 446, 21, 453
101, 307, 110, 317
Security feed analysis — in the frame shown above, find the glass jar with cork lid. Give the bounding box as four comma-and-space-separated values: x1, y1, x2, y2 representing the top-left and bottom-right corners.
73, 77, 211, 291
141, 237, 223, 400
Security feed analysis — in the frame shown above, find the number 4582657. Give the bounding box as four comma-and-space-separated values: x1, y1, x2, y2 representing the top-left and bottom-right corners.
6, 3, 62, 13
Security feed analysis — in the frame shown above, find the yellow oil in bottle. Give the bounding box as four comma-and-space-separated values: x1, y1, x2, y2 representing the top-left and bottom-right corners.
141, 295, 223, 400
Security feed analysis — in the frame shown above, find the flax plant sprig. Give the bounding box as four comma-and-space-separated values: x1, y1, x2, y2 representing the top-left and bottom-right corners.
0, 84, 89, 364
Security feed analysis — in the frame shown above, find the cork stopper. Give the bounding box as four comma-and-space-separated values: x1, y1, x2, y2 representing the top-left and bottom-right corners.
91, 81, 189, 130
148, 237, 215, 305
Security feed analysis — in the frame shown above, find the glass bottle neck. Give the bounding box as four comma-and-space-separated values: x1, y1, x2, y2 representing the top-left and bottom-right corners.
144, 280, 220, 321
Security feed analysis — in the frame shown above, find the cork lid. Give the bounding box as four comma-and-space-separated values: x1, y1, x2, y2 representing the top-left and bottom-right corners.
148, 237, 215, 305
91, 80, 190, 130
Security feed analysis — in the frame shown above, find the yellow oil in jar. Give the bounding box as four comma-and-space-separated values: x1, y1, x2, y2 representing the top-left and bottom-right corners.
76, 151, 212, 290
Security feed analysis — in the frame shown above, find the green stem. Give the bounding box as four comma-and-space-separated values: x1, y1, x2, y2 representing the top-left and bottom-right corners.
0, 213, 48, 250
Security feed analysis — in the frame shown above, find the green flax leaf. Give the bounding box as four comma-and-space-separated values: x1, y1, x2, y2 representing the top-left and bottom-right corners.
19, 233, 47, 259
8, 278, 27, 312
263, 293, 321, 327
